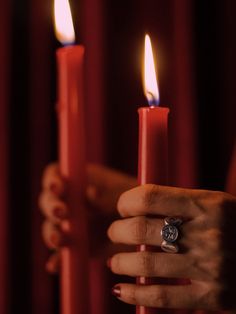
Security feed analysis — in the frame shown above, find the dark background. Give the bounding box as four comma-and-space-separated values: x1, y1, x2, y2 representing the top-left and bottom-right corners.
0, 0, 235, 313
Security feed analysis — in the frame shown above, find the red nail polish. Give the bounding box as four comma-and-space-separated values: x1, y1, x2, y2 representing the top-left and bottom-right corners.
46, 260, 57, 274
49, 183, 58, 193
111, 285, 121, 298
50, 233, 60, 246
53, 207, 65, 219
106, 258, 111, 268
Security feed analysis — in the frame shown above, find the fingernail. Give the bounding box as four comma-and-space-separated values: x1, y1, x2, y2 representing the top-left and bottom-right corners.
86, 185, 98, 201
61, 220, 70, 233
49, 183, 58, 194
106, 258, 112, 268
53, 207, 66, 219
45, 261, 53, 273
111, 285, 121, 298
50, 233, 60, 246
51, 230, 68, 247
45, 260, 57, 274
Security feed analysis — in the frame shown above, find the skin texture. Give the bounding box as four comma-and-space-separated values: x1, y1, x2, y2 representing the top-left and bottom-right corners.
39, 164, 236, 311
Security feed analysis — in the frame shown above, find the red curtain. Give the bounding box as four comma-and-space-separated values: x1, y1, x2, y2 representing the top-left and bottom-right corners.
171, 0, 198, 188
29, 1, 56, 313
0, 0, 10, 312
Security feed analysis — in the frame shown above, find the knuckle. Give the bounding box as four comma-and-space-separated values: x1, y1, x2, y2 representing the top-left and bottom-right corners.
206, 191, 233, 216
129, 286, 138, 304
143, 184, 159, 209
207, 229, 222, 252
132, 217, 148, 243
198, 282, 222, 309
195, 255, 222, 281
152, 288, 169, 308
209, 257, 222, 280
189, 255, 199, 274
129, 286, 150, 306
212, 192, 228, 216
192, 190, 229, 216
139, 253, 156, 276
214, 191, 229, 206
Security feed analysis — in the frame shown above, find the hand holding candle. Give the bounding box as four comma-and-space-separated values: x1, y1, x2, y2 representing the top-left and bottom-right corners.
107, 34, 236, 313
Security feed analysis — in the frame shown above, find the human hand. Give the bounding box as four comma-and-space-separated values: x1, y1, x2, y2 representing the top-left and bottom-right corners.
39, 163, 137, 273
107, 184, 236, 310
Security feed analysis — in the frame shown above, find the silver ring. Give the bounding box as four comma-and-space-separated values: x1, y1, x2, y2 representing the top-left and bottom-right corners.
164, 217, 183, 227
161, 240, 179, 253
161, 217, 182, 253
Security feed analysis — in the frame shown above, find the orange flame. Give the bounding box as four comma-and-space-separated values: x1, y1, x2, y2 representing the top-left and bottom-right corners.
143, 34, 159, 106
54, 0, 75, 45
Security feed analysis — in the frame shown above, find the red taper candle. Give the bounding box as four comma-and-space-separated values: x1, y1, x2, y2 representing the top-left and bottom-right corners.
136, 35, 169, 314
55, 1, 89, 314
138, 107, 169, 185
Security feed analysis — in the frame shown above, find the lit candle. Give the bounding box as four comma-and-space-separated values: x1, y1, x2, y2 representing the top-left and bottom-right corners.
137, 35, 169, 314
54, 1, 89, 313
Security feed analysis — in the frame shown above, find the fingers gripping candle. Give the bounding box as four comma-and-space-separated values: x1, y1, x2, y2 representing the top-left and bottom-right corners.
54, 1, 89, 314
137, 35, 169, 314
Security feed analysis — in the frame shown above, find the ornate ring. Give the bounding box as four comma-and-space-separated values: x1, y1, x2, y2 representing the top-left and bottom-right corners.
160, 217, 183, 253
161, 240, 179, 253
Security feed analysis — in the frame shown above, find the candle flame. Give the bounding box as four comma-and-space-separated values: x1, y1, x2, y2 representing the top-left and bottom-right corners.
143, 34, 160, 106
54, 0, 75, 45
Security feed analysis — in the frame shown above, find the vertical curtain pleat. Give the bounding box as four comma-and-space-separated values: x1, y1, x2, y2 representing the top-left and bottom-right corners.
0, 0, 10, 312
29, 1, 56, 313
223, 0, 236, 194
82, 0, 106, 164
82, 1, 108, 313
171, 0, 198, 188
226, 145, 236, 195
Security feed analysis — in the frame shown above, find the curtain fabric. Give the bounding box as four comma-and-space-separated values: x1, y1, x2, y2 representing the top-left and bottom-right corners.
0, 0, 10, 312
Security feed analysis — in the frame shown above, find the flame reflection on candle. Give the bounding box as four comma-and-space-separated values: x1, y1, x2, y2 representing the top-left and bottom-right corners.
54, 0, 75, 45
144, 34, 160, 106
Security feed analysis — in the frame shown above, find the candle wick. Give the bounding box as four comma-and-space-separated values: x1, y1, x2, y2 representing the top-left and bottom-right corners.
147, 92, 159, 107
